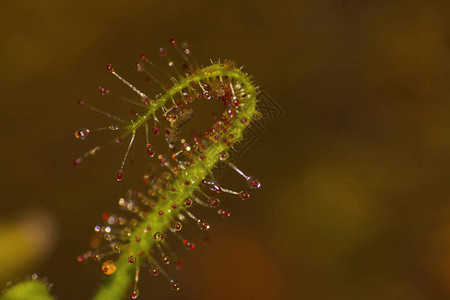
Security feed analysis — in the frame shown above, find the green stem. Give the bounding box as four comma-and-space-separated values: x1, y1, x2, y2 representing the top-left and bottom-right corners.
92, 63, 259, 300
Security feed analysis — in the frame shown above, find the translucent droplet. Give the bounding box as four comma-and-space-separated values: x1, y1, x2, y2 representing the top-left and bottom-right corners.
102, 260, 117, 275
219, 151, 228, 161
226, 109, 236, 119
198, 220, 210, 230
146, 144, 154, 157
171, 280, 180, 291
117, 170, 123, 182
174, 222, 182, 231
123, 227, 132, 237
209, 198, 220, 208
169, 37, 177, 47
203, 91, 211, 100
75, 128, 90, 140
150, 265, 158, 276
184, 240, 195, 250
98, 86, 110, 95
135, 62, 145, 72
89, 146, 100, 156
247, 177, 261, 189
162, 255, 170, 264
128, 256, 136, 264
218, 209, 231, 218
153, 232, 164, 241
211, 184, 221, 193
131, 286, 139, 299
73, 157, 83, 167
238, 191, 250, 200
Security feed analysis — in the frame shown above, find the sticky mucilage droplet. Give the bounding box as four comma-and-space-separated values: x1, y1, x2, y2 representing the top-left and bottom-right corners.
75, 128, 90, 140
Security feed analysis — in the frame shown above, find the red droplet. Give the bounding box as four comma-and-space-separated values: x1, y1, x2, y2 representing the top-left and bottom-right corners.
77, 99, 85, 106
98, 86, 109, 95
106, 64, 113, 72
169, 37, 178, 47
209, 198, 220, 207
238, 191, 250, 200
153, 127, 159, 135
135, 61, 144, 72
102, 212, 111, 222
146, 144, 154, 157
218, 209, 228, 218
116, 170, 123, 182
73, 158, 82, 167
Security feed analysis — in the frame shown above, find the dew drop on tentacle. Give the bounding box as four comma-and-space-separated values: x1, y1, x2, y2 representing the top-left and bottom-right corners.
203, 91, 211, 100
98, 86, 110, 95
238, 191, 250, 200
183, 240, 195, 250
219, 151, 228, 161
101, 260, 116, 275
128, 256, 136, 264
198, 220, 210, 231
146, 144, 154, 157
218, 209, 231, 218
134, 61, 145, 72
131, 286, 139, 299
150, 265, 159, 276
116, 170, 123, 182
73, 157, 83, 167
173, 222, 182, 231
153, 232, 164, 241
162, 255, 170, 264
225, 161, 261, 189
75, 128, 90, 140
209, 198, 220, 208
170, 280, 180, 291
247, 176, 261, 189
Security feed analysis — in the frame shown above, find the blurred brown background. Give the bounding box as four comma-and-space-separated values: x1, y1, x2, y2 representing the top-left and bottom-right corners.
1, 0, 450, 299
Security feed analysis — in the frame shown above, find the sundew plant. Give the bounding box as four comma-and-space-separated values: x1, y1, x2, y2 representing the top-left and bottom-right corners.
1, 38, 266, 300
